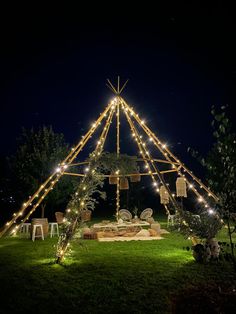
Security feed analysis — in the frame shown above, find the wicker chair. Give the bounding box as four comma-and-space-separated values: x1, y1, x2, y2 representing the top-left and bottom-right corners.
118, 209, 132, 221
80, 209, 92, 222
55, 212, 64, 224
140, 208, 153, 221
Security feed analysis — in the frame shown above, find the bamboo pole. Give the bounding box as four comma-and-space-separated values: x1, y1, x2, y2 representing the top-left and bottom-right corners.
19, 104, 116, 234
121, 99, 218, 206
116, 99, 120, 220
63, 169, 178, 178
55, 103, 116, 262
122, 106, 182, 213
122, 99, 218, 202
0, 101, 113, 238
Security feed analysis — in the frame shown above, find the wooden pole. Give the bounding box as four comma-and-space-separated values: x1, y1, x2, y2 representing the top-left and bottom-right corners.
116, 99, 120, 221
0, 101, 113, 238
122, 98, 219, 203
122, 105, 182, 214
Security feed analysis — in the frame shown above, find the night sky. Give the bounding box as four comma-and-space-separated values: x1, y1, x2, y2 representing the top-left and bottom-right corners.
1, 4, 235, 174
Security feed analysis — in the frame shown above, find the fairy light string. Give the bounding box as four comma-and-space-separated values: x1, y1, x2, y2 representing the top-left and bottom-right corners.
121, 99, 217, 210
0, 100, 114, 237
56, 103, 116, 262
122, 103, 182, 214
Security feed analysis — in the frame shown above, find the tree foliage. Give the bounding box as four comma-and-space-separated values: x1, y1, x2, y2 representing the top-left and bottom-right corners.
56, 152, 139, 263
95, 152, 139, 175
8, 126, 77, 215
187, 106, 236, 268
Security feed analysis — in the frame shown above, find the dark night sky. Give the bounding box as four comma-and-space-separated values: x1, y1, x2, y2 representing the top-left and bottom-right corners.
0, 3, 235, 171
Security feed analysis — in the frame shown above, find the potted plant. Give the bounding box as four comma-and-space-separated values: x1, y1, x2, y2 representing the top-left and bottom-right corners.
133, 206, 139, 219
172, 210, 223, 262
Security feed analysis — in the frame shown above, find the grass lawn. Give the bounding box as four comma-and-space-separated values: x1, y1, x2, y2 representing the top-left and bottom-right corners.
0, 216, 236, 314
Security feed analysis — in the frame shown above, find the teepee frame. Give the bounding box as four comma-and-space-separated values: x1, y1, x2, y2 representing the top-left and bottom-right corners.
0, 77, 218, 237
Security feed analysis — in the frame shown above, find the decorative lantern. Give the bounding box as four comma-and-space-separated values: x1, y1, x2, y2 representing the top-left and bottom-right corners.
160, 185, 169, 204
176, 177, 187, 197
109, 173, 118, 185
120, 177, 129, 190
130, 172, 141, 182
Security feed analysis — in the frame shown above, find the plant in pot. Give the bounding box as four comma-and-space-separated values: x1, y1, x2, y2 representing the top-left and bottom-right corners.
172, 209, 224, 263
133, 206, 139, 220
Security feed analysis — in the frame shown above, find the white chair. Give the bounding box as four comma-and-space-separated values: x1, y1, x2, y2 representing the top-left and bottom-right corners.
167, 214, 175, 227
21, 223, 31, 233
32, 224, 44, 241
49, 222, 59, 238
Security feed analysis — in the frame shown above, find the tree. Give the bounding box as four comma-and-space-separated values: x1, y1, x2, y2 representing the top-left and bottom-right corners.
188, 106, 236, 267
8, 126, 77, 217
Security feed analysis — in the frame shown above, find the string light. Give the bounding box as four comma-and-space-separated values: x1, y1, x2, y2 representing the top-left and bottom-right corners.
208, 208, 214, 215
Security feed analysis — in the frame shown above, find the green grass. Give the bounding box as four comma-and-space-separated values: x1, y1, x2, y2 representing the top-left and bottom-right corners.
0, 217, 235, 314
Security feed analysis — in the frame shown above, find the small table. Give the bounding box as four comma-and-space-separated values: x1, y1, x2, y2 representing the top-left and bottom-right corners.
93, 221, 150, 232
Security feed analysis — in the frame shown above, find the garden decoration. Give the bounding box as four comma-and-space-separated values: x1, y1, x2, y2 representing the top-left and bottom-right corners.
0, 77, 221, 263
160, 185, 170, 204
176, 177, 187, 198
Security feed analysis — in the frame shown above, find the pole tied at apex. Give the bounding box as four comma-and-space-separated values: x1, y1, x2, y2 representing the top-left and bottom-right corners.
106, 76, 129, 95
